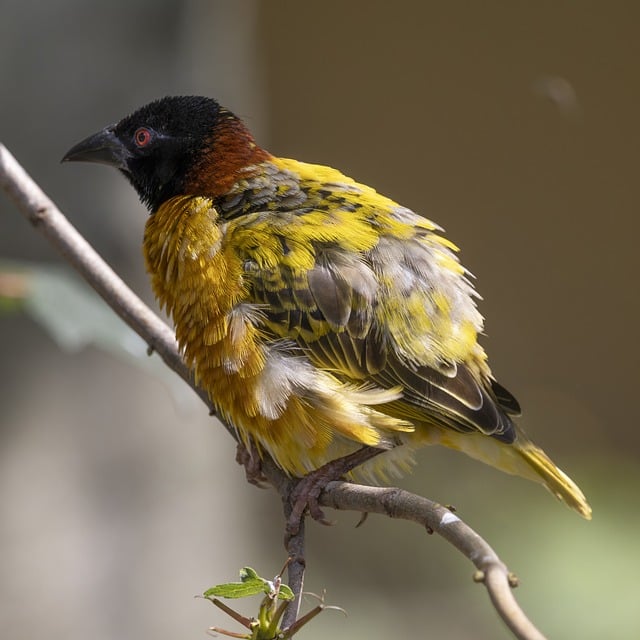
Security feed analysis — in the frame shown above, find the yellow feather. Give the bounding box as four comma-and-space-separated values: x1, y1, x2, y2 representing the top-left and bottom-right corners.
413, 424, 591, 519
66, 96, 591, 520
142, 164, 591, 519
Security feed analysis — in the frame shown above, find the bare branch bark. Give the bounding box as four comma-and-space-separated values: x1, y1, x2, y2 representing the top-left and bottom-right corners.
1, 143, 547, 640
319, 482, 546, 640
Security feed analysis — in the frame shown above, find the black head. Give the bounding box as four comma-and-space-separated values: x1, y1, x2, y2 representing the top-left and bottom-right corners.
63, 96, 224, 212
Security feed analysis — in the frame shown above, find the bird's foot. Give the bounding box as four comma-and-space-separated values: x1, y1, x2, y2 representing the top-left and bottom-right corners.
285, 446, 383, 538
235, 441, 268, 487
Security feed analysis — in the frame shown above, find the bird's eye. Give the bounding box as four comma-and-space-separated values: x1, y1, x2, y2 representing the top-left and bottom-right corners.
134, 127, 153, 148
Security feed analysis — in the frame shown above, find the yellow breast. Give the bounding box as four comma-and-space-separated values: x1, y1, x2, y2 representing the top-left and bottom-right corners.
143, 195, 411, 477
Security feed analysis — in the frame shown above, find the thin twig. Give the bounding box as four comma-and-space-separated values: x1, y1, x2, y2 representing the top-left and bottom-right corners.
320, 482, 546, 640
260, 459, 307, 630
1, 143, 547, 640
0, 145, 218, 413
282, 508, 306, 630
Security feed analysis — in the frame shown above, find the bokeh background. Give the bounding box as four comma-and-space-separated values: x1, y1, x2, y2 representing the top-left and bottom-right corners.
1, 2, 639, 638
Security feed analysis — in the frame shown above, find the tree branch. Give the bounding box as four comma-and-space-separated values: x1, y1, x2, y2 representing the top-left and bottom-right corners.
319, 482, 545, 640
1, 143, 547, 640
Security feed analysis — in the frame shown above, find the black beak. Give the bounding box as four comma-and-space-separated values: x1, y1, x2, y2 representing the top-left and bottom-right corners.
62, 126, 131, 170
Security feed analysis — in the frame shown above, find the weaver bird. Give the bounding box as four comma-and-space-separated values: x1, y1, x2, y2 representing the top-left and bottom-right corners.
63, 96, 591, 520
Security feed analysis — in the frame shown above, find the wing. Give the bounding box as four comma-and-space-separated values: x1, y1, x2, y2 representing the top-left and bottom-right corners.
225, 158, 520, 442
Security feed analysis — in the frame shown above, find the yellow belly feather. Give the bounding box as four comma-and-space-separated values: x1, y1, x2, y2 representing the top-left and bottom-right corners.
144, 195, 412, 477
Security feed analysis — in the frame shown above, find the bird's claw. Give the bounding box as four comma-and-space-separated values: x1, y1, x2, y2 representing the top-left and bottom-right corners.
285, 474, 336, 538
284, 446, 383, 538
235, 441, 268, 487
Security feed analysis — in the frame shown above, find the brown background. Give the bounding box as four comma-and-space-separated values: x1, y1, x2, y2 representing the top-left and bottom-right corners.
1, 2, 638, 638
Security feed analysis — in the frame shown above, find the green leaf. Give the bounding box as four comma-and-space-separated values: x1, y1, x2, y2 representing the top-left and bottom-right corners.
204, 567, 294, 601
204, 567, 268, 599
24, 263, 145, 352
0, 260, 198, 408
239, 567, 260, 582
204, 580, 266, 599
277, 585, 294, 601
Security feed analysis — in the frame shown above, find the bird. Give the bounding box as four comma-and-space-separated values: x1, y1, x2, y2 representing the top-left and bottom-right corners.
63, 95, 591, 520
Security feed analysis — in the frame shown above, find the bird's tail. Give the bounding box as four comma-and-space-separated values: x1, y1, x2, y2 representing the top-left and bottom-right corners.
414, 426, 592, 519
516, 440, 592, 520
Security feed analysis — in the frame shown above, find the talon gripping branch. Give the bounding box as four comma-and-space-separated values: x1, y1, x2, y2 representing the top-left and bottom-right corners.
64, 96, 591, 519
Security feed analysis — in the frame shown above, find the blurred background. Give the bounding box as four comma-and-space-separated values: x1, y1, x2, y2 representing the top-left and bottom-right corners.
1, 2, 639, 638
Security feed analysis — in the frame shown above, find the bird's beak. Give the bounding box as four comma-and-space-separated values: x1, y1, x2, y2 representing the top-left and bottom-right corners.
62, 126, 131, 170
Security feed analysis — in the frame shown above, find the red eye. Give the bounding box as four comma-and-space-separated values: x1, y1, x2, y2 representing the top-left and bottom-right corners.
134, 127, 152, 148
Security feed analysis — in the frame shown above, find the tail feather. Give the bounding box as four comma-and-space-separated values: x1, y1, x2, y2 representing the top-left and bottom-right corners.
414, 425, 592, 519
517, 441, 592, 520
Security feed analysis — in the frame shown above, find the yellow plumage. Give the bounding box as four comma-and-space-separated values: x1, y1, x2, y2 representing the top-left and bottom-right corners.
64, 96, 591, 520
144, 157, 591, 519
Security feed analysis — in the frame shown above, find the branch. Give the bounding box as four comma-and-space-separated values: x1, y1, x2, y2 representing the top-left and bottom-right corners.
1, 143, 547, 640
319, 482, 545, 640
